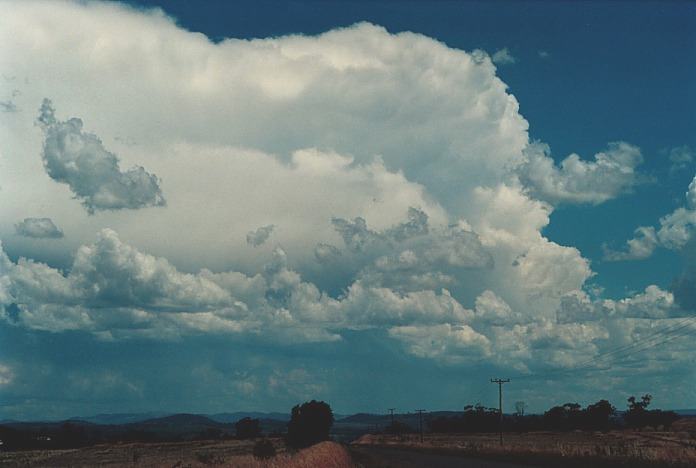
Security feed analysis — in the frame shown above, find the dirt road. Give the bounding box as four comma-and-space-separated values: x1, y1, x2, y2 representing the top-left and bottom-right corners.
349, 446, 539, 468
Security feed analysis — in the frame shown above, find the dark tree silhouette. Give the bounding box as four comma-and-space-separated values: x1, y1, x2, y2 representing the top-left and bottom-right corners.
584, 399, 615, 430
628, 394, 652, 411
235, 417, 262, 439
625, 394, 678, 429
286, 400, 334, 448
543, 403, 582, 431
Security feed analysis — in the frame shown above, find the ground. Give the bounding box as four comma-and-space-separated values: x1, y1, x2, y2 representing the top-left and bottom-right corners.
2, 426, 696, 467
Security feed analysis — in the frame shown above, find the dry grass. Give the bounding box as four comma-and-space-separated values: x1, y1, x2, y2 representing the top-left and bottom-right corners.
353, 430, 696, 466
0, 439, 356, 468
227, 441, 354, 468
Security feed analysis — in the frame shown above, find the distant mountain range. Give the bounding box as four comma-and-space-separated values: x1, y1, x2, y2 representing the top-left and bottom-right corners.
3, 408, 694, 427
61, 411, 292, 426
3, 409, 695, 449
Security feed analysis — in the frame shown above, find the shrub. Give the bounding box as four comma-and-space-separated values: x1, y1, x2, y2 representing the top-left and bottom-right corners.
253, 438, 277, 459
235, 417, 262, 439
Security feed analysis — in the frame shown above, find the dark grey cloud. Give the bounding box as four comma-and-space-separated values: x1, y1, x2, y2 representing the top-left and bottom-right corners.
36, 99, 165, 213
331, 216, 382, 252
672, 239, 696, 312
314, 243, 341, 263
246, 225, 275, 247
386, 207, 429, 241
14, 217, 64, 239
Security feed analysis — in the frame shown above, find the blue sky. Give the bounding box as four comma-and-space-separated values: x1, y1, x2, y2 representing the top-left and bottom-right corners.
0, 0, 695, 420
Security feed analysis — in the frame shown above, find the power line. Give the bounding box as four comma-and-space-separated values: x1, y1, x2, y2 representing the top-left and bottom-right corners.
514, 316, 696, 382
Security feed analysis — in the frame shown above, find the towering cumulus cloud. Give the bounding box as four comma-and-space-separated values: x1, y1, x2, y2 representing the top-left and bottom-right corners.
37, 99, 165, 213
0, 0, 689, 416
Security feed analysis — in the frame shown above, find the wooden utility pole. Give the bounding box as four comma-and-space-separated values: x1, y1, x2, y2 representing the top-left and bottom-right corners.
490, 378, 510, 446
388, 408, 396, 427
415, 409, 426, 443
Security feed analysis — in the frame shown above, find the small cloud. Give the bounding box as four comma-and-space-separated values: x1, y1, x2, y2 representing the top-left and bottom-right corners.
666, 145, 693, 173
246, 224, 275, 247
15, 217, 64, 239
0, 364, 13, 386
491, 48, 516, 65
36, 99, 165, 213
603, 226, 657, 261
0, 100, 17, 112
538, 50, 550, 59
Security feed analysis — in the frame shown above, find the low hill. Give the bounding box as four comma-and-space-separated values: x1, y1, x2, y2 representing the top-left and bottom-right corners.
68, 412, 171, 425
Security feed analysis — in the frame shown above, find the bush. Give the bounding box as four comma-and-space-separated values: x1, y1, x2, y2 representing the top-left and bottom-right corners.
253, 438, 277, 459
235, 417, 262, 439
286, 400, 334, 449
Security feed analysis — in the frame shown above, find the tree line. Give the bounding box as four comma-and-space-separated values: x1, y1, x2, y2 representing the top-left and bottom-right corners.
422, 394, 679, 434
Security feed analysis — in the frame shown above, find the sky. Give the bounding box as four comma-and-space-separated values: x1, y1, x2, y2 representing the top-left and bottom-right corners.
0, 0, 695, 420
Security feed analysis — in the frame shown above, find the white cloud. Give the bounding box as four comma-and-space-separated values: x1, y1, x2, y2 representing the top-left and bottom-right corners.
0, 1, 678, 376
491, 48, 516, 65
603, 226, 657, 261
517, 141, 644, 205
1, 226, 688, 375
606, 174, 696, 260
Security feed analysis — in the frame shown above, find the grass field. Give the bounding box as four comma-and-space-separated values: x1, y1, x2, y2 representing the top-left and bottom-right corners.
352, 424, 696, 467
3, 421, 696, 467
0, 439, 355, 468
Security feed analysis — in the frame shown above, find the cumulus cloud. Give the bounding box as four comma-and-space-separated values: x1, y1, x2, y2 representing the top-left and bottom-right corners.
37, 99, 165, 213
246, 224, 275, 247
517, 141, 644, 205
0, 1, 686, 383
603, 226, 657, 261
606, 175, 696, 260
0, 223, 686, 376
491, 48, 516, 65
15, 217, 64, 239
